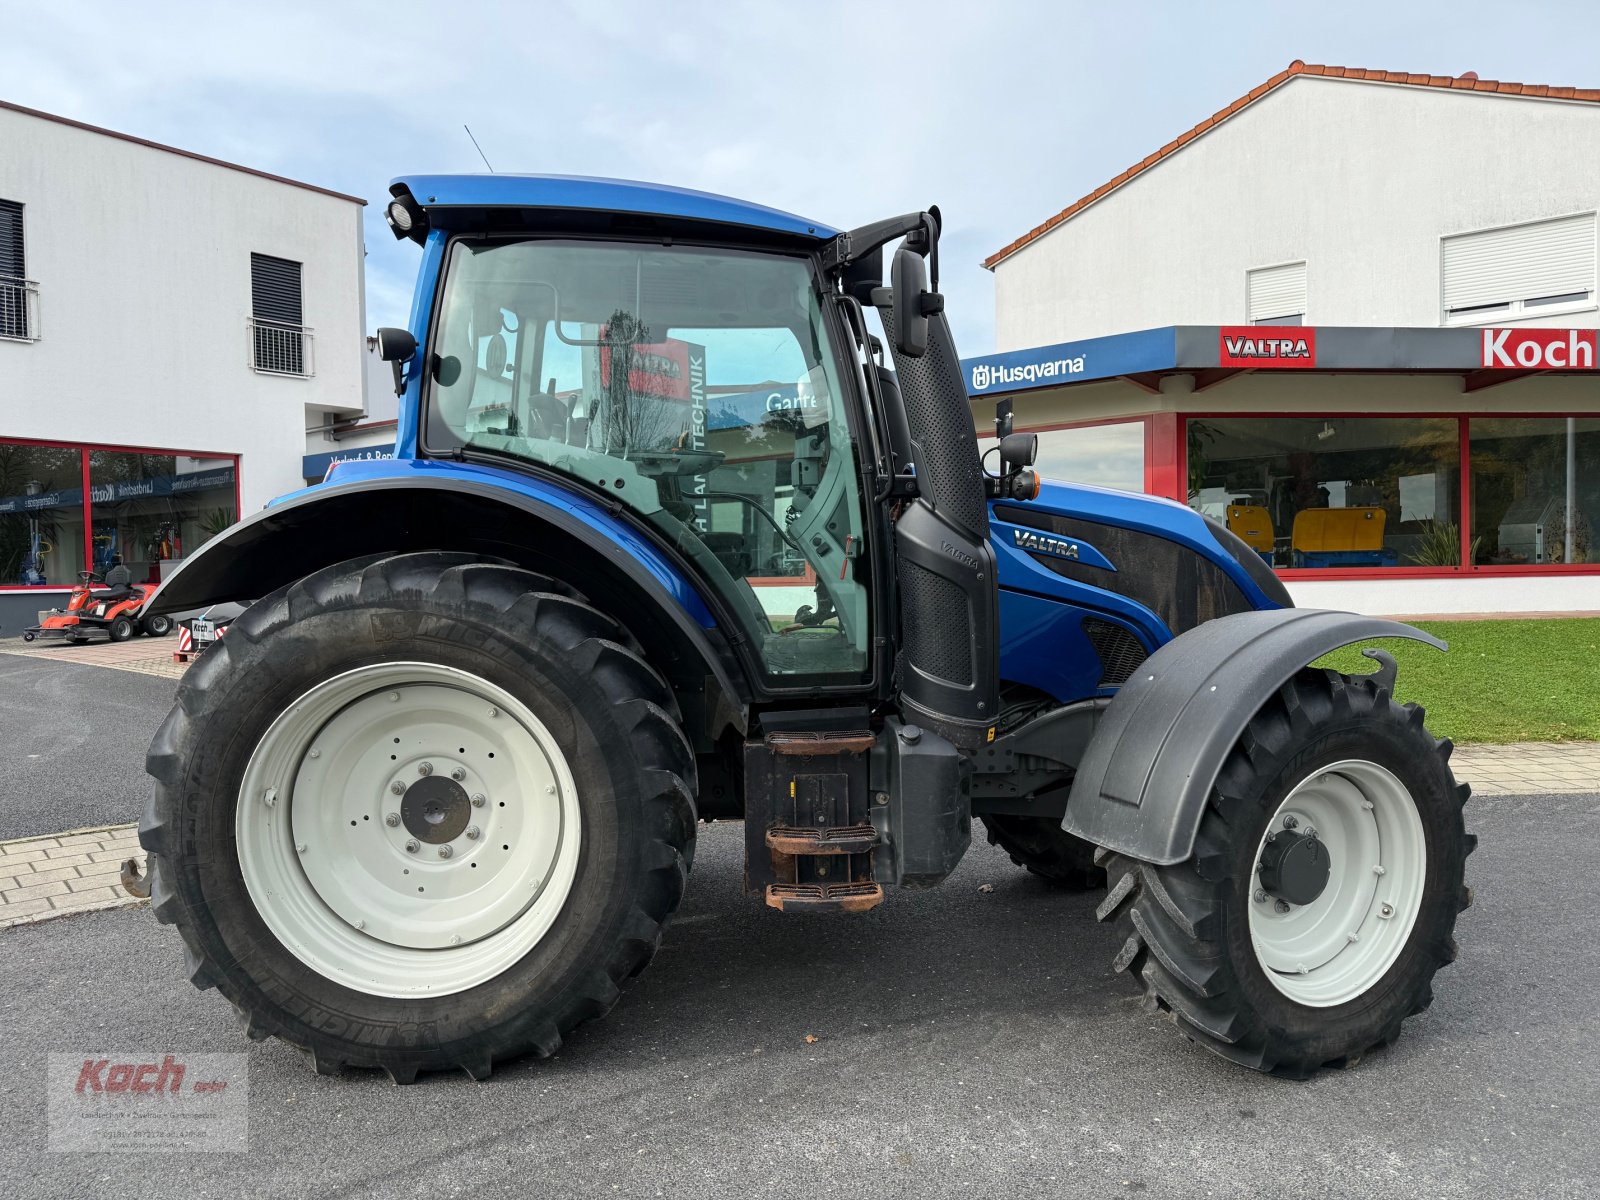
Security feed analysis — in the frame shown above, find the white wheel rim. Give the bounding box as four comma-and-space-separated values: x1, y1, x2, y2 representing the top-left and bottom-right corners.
1248, 758, 1426, 1007
236, 661, 582, 999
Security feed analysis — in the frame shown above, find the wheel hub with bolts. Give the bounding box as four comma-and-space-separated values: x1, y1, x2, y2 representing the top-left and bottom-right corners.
235, 661, 582, 998
1247, 759, 1427, 1007
1256, 828, 1331, 907
400, 774, 473, 844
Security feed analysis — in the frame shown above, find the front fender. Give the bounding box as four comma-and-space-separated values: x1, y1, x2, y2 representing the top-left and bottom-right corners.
151, 459, 715, 623
1061, 609, 1446, 866
147, 460, 748, 733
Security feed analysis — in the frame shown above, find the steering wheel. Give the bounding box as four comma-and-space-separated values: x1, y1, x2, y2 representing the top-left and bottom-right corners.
79, 570, 104, 584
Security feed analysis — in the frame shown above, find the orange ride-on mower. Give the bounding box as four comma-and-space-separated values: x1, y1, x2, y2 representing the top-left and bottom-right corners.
23, 563, 174, 644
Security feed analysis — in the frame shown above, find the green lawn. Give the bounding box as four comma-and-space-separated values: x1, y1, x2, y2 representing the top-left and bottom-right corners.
1313, 618, 1600, 744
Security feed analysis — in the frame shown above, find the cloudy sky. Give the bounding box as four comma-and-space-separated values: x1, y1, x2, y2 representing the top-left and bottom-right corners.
10, 1, 1598, 354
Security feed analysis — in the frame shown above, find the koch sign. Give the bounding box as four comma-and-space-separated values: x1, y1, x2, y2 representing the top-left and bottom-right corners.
1219, 326, 1316, 368
1481, 328, 1597, 370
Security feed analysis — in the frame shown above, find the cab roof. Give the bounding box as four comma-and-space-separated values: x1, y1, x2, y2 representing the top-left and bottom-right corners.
393, 174, 837, 241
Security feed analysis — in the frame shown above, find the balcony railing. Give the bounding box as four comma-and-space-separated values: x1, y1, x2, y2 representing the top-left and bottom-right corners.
0, 275, 40, 342
249, 316, 315, 377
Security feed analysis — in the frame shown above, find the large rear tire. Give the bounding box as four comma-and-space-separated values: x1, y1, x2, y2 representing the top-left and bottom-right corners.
1095, 668, 1474, 1078
140, 552, 696, 1082
980, 813, 1104, 890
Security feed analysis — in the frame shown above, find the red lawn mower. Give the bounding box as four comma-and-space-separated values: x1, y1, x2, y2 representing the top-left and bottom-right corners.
22, 562, 173, 644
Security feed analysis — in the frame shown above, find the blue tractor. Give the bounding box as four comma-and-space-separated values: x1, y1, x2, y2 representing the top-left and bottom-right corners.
140, 176, 1473, 1082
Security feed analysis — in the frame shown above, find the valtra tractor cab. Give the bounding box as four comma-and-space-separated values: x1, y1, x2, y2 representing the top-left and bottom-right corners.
139, 175, 1474, 1083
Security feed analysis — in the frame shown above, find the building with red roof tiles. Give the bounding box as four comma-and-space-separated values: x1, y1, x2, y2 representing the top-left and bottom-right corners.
964, 65, 1599, 615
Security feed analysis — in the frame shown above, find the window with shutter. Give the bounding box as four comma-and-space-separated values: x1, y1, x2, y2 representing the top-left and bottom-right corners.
250, 253, 306, 374
0, 199, 28, 341
1247, 261, 1306, 325
1442, 213, 1596, 324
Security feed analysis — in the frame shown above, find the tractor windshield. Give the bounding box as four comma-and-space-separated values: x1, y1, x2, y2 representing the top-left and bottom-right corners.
425, 238, 871, 683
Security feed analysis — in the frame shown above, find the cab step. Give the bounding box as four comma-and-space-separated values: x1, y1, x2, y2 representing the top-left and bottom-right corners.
765, 824, 879, 856
764, 730, 876, 757
744, 714, 884, 913
765, 882, 884, 913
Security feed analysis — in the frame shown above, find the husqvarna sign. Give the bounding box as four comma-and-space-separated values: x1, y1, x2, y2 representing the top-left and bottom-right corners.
970, 354, 1086, 391
962, 327, 1176, 396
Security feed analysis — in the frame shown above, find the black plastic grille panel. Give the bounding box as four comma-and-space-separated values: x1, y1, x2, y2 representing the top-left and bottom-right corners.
899, 560, 972, 684
1083, 617, 1148, 687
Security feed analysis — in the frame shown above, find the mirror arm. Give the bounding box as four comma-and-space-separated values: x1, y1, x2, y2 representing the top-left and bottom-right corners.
822, 210, 939, 279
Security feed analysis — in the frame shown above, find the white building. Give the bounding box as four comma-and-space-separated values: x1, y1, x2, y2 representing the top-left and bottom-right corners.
990, 62, 1600, 345
0, 99, 366, 629
301, 336, 400, 484
968, 62, 1600, 615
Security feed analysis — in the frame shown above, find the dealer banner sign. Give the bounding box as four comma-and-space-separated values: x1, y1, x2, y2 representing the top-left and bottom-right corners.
1218, 326, 1317, 368
1481, 328, 1597, 370
963, 327, 1176, 395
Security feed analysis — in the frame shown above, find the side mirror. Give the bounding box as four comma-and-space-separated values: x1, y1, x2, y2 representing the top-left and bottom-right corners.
890, 245, 930, 358
376, 327, 417, 396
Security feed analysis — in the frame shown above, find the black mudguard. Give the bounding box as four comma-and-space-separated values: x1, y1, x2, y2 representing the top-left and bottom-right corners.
1061, 609, 1447, 866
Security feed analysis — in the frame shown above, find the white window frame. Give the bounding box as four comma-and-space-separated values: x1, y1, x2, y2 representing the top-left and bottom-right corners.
1439, 211, 1598, 327
1245, 259, 1308, 325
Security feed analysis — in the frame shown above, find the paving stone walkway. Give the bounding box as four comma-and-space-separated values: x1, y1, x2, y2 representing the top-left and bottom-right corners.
0, 825, 146, 927
0, 637, 190, 679
2, 743, 1594, 929
1448, 741, 1600, 797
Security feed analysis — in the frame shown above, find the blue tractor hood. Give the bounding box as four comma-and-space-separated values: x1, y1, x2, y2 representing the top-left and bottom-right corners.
990, 480, 1293, 627
392, 174, 837, 241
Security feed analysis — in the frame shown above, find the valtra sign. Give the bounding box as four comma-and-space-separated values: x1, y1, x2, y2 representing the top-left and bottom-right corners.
1481, 328, 1597, 370
1219, 326, 1317, 368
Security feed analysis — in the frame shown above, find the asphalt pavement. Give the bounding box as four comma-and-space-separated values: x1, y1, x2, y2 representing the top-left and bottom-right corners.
0, 654, 176, 839
2, 789, 1596, 1199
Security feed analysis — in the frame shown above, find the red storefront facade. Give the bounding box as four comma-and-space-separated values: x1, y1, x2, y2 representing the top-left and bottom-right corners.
965, 325, 1600, 614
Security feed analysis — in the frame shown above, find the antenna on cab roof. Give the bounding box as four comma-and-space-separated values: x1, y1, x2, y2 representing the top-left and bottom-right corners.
463, 124, 495, 173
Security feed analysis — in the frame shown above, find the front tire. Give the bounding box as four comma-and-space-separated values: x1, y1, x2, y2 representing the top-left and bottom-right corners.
140, 552, 696, 1082
1096, 668, 1473, 1078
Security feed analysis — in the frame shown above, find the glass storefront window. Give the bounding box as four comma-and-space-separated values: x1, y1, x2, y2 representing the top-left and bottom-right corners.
88, 450, 238, 585
1470, 418, 1600, 566
1031, 422, 1146, 493
0, 443, 85, 587
1187, 417, 1460, 569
